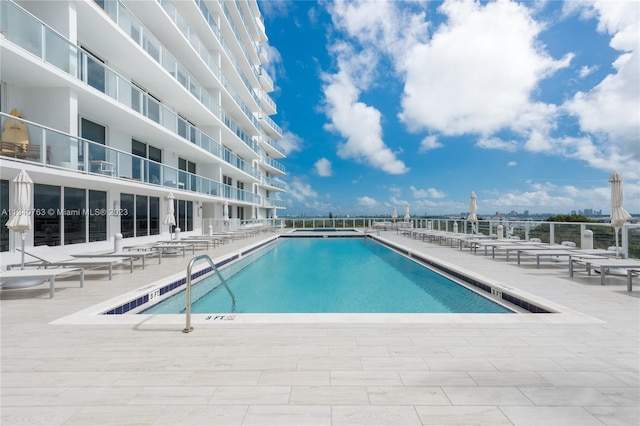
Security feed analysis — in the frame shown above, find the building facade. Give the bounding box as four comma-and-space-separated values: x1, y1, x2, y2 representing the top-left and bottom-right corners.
0, 0, 286, 264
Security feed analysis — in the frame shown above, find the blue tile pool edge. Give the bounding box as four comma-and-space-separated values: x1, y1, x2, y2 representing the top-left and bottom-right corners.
369, 235, 555, 314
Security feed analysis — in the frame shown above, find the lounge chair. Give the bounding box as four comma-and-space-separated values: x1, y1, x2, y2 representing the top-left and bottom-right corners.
1, 267, 84, 298
569, 257, 640, 286
15, 245, 133, 280
74, 250, 161, 269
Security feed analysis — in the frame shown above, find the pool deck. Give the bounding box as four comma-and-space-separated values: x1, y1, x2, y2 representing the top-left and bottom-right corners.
1, 230, 638, 425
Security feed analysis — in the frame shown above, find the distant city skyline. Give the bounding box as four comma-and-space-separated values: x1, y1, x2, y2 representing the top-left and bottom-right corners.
260, 0, 639, 216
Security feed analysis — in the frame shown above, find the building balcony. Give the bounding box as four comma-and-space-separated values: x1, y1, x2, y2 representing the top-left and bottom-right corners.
0, 113, 261, 205
263, 177, 286, 191
261, 134, 286, 158
262, 156, 286, 175
260, 114, 283, 139
259, 66, 274, 92
261, 91, 277, 115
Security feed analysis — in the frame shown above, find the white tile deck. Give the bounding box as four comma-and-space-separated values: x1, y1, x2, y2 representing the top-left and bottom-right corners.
1, 230, 639, 425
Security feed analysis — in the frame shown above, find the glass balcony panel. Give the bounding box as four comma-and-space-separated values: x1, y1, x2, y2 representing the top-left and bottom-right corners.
178, 170, 187, 190
161, 105, 176, 133
177, 118, 187, 139
146, 97, 160, 123
4, 3, 42, 57
101, 0, 118, 18
120, 6, 141, 44
45, 30, 77, 75
176, 67, 188, 88
131, 86, 143, 114
162, 166, 180, 189
104, 68, 119, 100
116, 151, 133, 180
118, 77, 132, 107
148, 161, 161, 185
143, 32, 160, 62
87, 56, 106, 93
46, 130, 80, 170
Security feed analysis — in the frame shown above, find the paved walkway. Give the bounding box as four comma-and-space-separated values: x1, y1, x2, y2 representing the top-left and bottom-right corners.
1, 230, 638, 425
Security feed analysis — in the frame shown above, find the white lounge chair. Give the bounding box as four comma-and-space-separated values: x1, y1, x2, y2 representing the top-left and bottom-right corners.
569, 257, 640, 286
16, 245, 133, 280
1, 267, 84, 298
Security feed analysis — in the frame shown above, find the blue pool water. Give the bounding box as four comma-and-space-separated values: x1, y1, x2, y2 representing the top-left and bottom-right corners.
143, 238, 512, 314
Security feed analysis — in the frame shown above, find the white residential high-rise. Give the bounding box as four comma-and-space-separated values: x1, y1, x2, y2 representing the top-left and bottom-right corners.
0, 0, 286, 264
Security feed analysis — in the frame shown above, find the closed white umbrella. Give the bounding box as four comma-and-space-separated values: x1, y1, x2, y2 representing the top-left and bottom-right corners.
467, 192, 478, 234
609, 171, 631, 258
5, 170, 33, 269
223, 201, 230, 225
391, 207, 397, 222
162, 192, 176, 240
272, 206, 277, 219
404, 202, 410, 222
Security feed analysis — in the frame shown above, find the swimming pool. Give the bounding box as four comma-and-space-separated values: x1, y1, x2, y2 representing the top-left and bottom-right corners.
142, 238, 512, 314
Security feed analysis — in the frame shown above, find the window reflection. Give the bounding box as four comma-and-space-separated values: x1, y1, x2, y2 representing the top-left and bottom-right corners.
64, 187, 86, 245
34, 184, 61, 246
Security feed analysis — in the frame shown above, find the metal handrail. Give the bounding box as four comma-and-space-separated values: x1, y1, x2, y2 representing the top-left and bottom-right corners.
183, 254, 236, 333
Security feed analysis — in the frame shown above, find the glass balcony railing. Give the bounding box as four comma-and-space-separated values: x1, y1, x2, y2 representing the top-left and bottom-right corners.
0, 0, 259, 180
156, 0, 262, 137
262, 114, 283, 137
263, 156, 286, 174
263, 177, 286, 191
263, 198, 286, 208
193, 0, 261, 107
262, 134, 286, 156
0, 113, 261, 205
95, 0, 260, 154
261, 90, 277, 113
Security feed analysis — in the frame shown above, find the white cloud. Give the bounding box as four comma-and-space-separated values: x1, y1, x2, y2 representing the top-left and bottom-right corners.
507, 161, 518, 167
399, 0, 570, 137
356, 195, 379, 207
410, 185, 446, 199
418, 135, 443, 152
563, 1, 640, 164
322, 63, 409, 174
278, 131, 303, 155
314, 157, 333, 177
476, 137, 518, 152
321, 1, 417, 175
579, 65, 598, 78
287, 177, 318, 202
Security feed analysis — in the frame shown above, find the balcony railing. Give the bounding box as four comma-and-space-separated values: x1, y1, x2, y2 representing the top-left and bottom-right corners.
263, 156, 286, 174
263, 177, 286, 191
261, 114, 283, 137
156, 0, 262, 138
263, 198, 286, 208
95, 0, 260, 154
262, 134, 286, 156
0, 113, 261, 205
0, 0, 259, 180
194, 0, 261, 107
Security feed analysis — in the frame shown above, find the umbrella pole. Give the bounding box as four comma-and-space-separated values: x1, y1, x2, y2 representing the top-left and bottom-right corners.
20, 233, 25, 270
615, 228, 620, 259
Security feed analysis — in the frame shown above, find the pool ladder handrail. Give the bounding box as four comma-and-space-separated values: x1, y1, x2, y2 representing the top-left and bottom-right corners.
183, 254, 236, 333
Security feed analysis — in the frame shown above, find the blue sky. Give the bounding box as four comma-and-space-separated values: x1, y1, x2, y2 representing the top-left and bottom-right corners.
258, 0, 639, 217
